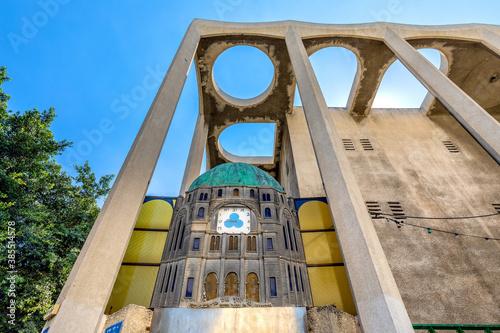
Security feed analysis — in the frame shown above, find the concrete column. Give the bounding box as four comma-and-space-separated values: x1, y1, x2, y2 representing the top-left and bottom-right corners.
285, 25, 414, 333
482, 29, 500, 56
384, 27, 500, 164
47, 22, 200, 333
179, 113, 209, 195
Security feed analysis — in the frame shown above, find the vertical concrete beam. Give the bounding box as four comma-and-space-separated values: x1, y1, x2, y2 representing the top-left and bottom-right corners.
179, 113, 209, 195
285, 25, 414, 333
384, 28, 500, 164
47, 22, 200, 333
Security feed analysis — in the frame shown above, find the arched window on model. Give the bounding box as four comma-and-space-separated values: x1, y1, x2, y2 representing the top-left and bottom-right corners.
233, 188, 239, 196
246, 273, 259, 302
218, 189, 223, 197
269, 277, 277, 297
287, 221, 294, 251
287, 265, 293, 291
199, 193, 204, 200
178, 225, 185, 249
299, 268, 305, 292
205, 273, 218, 301
224, 272, 239, 296
262, 193, 266, 201
264, 207, 271, 218
282, 226, 288, 249
171, 265, 178, 292
293, 229, 299, 251
204, 193, 208, 201
250, 189, 255, 197
164, 266, 172, 293
197, 207, 204, 218
247, 236, 256, 252
185, 277, 194, 298
210, 236, 220, 251
294, 266, 300, 291
266, 193, 271, 201
228, 236, 238, 251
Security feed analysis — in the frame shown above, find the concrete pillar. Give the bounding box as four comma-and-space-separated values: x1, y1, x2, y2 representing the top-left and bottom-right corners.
179, 113, 209, 195
46, 22, 200, 333
482, 29, 500, 56
384, 27, 500, 164
285, 25, 414, 333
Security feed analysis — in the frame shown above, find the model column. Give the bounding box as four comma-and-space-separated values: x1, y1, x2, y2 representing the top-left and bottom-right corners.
45, 22, 201, 333
285, 25, 414, 333
383, 27, 500, 164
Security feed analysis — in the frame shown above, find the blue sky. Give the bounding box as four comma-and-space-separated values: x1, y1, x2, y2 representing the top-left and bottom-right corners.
1, 0, 499, 198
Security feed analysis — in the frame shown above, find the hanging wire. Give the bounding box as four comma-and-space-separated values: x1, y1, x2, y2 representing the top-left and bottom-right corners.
374, 212, 500, 220
378, 215, 500, 242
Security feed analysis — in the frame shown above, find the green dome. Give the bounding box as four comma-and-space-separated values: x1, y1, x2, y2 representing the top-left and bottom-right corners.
188, 163, 284, 192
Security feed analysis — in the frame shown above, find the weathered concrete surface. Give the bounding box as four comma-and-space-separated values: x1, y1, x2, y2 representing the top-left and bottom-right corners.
291, 106, 500, 324
151, 307, 307, 333
384, 28, 500, 164
285, 25, 414, 333
307, 305, 361, 333
103, 304, 153, 333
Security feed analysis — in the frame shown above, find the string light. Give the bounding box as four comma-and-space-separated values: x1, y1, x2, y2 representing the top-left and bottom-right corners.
372, 212, 500, 242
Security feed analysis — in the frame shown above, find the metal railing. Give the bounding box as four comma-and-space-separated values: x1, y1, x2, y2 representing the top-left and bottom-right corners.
413, 324, 500, 332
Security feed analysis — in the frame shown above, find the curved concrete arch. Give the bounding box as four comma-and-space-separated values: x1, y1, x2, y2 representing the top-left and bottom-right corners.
216, 122, 276, 165
306, 45, 361, 109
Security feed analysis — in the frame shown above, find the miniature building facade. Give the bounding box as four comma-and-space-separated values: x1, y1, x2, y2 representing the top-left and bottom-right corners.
151, 163, 313, 308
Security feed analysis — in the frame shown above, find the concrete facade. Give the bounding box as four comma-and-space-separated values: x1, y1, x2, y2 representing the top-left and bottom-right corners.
46, 20, 500, 333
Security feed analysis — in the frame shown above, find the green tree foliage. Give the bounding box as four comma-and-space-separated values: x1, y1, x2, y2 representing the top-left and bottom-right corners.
0, 67, 114, 332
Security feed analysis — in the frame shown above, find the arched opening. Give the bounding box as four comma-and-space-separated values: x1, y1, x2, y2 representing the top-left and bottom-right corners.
197, 207, 204, 218
233, 188, 239, 196
218, 189, 223, 197
250, 189, 255, 197
246, 273, 259, 302
373, 48, 442, 108
265, 207, 271, 218
204, 273, 218, 301
218, 123, 275, 162
224, 272, 239, 296
294, 46, 358, 107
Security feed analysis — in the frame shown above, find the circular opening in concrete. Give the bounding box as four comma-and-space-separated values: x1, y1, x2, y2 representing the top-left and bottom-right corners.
213, 45, 275, 105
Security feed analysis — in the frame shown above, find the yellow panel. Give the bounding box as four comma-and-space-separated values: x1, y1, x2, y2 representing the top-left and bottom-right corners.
308, 266, 356, 315
302, 231, 343, 265
298, 201, 334, 230
105, 265, 159, 314
135, 199, 174, 229
123, 230, 168, 264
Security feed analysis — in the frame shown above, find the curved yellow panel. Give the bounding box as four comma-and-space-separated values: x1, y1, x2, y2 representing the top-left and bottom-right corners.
308, 266, 356, 315
298, 201, 333, 230
123, 230, 168, 264
302, 231, 343, 265
105, 265, 159, 314
135, 200, 174, 229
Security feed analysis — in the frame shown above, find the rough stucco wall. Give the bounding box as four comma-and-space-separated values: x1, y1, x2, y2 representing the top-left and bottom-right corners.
287, 107, 500, 324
